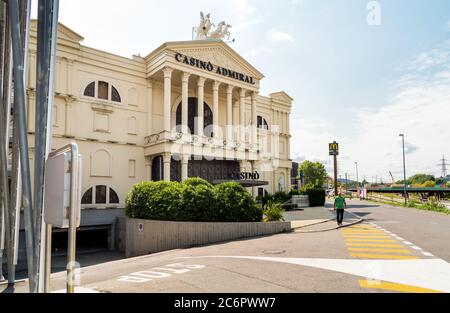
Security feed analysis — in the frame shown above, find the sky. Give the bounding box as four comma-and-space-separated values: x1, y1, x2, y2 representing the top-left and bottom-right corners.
32, 0, 450, 182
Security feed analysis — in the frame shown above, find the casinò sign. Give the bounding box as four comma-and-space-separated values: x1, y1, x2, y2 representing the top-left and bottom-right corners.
228, 171, 261, 181
175, 52, 256, 85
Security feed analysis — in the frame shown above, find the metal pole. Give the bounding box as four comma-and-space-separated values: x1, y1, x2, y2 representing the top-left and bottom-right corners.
355, 162, 359, 187
0, 0, 8, 283
67, 146, 79, 293
8, 0, 36, 292
333, 155, 338, 196
44, 223, 52, 293
400, 134, 408, 206
33, 0, 59, 293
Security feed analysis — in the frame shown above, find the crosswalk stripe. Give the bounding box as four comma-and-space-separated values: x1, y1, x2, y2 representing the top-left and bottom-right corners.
359, 280, 441, 293
346, 243, 405, 248
348, 248, 412, 254
350, 253, 418, 260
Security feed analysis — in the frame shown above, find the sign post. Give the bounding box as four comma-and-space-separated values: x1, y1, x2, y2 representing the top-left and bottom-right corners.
329, 142, 339, 197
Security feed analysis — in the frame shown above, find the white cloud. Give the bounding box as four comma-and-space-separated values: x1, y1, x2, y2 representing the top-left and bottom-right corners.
267, 29, 295, 43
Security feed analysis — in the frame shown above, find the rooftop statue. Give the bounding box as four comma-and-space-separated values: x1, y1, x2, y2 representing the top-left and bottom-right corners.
195, 12, 232, 41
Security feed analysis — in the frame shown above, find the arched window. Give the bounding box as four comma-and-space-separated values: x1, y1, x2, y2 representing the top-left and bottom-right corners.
175, 97, 213, 136
83, 81, 122, 103
81, 185, 120, 208
257, 116, 269, 130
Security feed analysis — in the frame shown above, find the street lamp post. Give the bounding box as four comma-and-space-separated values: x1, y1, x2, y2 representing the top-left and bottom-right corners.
399, 134, 408, 205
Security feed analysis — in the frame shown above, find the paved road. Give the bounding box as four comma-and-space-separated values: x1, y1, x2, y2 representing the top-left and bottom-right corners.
3, 200, 450, 293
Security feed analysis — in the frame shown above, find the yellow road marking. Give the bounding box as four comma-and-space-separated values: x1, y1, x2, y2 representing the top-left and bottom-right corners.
348, 248, 412, 254
343, 235, 392, 239
359, 280, 441, 293
342, 229, 386, 234
346, 239, 397, 243
346, 243, 406, 248
350, 253, 418, 260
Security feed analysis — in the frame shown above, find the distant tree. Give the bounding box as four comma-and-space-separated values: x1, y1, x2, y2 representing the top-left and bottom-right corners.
421, 181, 436, 188
397, 174, 436, 186
299, 161, 328, 188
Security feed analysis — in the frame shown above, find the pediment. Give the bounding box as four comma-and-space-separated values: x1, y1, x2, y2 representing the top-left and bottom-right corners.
30, 20, 84, 43
270, 91, 294, 104
156, 41, 264, 80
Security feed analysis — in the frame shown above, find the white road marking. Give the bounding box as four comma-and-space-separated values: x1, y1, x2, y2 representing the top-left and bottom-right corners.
412, 246, 422, 251
422, 252, 434, 257
53, 287, 100, 293
179, 256, 450, 293
117, 263, 206, 284
403, 241, 413, 246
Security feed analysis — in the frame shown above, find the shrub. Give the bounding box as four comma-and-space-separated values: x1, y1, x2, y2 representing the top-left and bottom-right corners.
125, 180, 263, 222
180, 178, 216, 221
305, 188, 326, 207
125, 181, 183, 221
263, 201, 285, 222
212, 182, 263, 222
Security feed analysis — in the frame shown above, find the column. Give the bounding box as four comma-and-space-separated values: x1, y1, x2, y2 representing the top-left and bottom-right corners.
212, 81, 221, 138
146, 79, 153, 136
163, 153, 171, 182
64, 97, 74, 137
239, 89, 246, 143
163, 67, 173, 133
67, 59, 74, 96
197, 77, 206, 136
226, 85, 234, 143
181, 72, 190, 134
251, 92, 258, 148
181, 155, 189, 182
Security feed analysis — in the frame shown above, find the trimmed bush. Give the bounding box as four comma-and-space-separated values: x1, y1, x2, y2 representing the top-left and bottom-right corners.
125, 180, 263, 222
180, 178, 215, 221
211, 183, 263, 222
125, 181, 183, 221
306, 188, 326, 207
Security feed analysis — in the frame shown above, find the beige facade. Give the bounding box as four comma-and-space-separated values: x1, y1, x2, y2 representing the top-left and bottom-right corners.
26, 22, 293, 215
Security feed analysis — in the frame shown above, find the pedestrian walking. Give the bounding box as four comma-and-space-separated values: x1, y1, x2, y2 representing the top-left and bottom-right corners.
334, 192, 347, 226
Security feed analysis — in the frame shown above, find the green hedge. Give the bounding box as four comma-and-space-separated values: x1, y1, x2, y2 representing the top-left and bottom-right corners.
125, 179, 263, 223
306, 188, 326, 207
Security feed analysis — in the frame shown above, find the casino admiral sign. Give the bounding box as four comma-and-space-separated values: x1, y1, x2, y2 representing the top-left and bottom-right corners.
175, 52, 256, 85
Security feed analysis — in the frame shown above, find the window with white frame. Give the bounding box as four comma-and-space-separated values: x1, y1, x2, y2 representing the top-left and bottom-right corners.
81, 185, 120, 209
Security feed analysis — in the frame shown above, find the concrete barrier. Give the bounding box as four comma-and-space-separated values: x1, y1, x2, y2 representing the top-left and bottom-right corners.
121, 218, 292, 258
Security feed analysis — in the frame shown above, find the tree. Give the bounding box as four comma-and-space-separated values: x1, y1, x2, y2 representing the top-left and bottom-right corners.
397, 174, 436, 186
299, 161, 328, 188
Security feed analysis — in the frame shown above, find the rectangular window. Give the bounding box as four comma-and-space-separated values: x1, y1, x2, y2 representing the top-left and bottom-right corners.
98, 81, 109, 100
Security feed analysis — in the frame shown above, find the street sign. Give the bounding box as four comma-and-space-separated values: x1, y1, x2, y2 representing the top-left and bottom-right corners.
329, 142, 339, 156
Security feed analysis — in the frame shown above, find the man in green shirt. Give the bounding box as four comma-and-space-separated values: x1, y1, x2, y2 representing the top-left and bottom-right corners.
334, 192, 347, 226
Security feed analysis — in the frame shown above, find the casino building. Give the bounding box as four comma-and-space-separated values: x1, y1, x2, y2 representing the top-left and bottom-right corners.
25, 21, 293, 239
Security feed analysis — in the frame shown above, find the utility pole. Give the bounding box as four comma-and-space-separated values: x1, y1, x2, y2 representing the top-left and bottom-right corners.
399, 134, 408, 205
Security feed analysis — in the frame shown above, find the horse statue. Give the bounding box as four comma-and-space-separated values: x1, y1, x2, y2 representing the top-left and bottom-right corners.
209, 21, 226, 39
196, 12, 214, 40
222, 24, 232, 40
195, 13, 232, 41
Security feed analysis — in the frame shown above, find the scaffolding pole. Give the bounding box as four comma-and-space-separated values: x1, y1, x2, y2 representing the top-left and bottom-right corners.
34, 0, 59, 293
8, 0, 35, 292
0, 0, 9, 284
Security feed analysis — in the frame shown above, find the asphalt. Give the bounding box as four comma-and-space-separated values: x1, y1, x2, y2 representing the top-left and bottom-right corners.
2, 200, 449, 293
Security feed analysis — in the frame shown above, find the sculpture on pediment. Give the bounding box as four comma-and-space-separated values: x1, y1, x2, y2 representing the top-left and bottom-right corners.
195, 12, 232, 41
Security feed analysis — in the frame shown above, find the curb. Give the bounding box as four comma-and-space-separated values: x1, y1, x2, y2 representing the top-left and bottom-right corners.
291, 218, 335, 230
295, 211, 364, 233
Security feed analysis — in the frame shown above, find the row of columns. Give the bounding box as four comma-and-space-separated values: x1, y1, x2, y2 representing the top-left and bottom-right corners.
162, 66, 258, 146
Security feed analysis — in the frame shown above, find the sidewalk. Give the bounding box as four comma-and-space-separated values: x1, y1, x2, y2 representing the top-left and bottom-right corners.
284, 202, 363, 232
